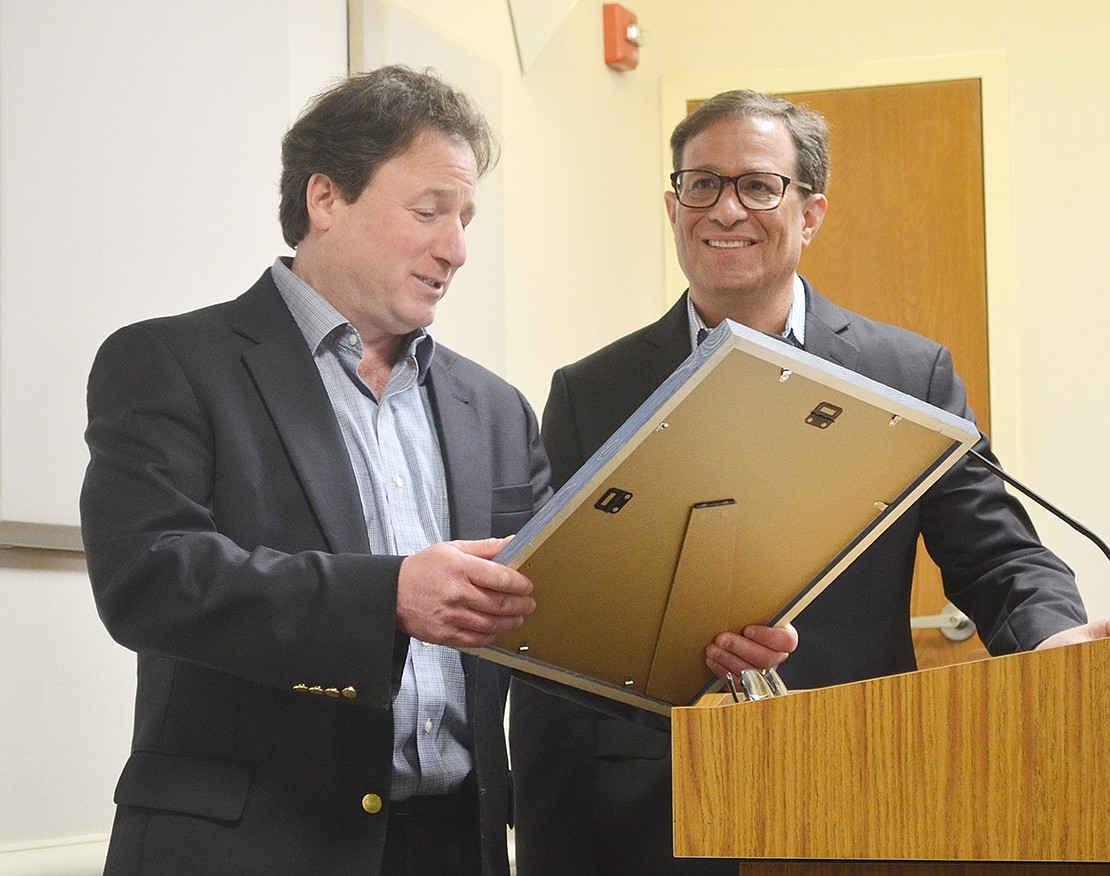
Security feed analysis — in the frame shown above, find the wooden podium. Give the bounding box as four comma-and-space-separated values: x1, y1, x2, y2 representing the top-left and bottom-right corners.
671, 638, 1110, 874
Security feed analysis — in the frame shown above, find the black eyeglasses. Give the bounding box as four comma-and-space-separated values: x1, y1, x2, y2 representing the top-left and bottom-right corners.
669, 170, 813, 211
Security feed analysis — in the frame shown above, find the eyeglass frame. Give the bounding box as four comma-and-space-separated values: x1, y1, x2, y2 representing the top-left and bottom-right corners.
669, 169, 814, 211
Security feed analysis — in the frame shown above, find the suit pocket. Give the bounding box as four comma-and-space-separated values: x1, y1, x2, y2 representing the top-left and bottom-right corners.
491, 483, 534, 537
114, 750, 252, 822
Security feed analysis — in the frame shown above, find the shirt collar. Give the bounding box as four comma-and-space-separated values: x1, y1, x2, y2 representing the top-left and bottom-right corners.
271, 256, 435, 382
687, 274, 807, 350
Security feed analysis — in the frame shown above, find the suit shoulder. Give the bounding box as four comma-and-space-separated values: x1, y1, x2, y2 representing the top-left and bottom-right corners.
856, 311, 943, 357
94, 301, 238, 371
100, 270, 278, 350
809, 291, 961, 407
818, 295, 948, 364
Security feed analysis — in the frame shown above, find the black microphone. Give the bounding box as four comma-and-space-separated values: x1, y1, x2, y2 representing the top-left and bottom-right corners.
967, 448, 1110, 564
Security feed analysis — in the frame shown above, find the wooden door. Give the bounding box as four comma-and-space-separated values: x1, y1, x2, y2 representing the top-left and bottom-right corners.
783, 80, 991, 668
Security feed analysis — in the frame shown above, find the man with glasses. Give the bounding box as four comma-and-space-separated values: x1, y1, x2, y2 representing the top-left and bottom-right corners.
510, 89, 1100, 874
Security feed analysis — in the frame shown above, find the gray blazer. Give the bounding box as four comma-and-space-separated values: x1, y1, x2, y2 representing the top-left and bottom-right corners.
509, 280, 1085, 875
81, 268, 551, 876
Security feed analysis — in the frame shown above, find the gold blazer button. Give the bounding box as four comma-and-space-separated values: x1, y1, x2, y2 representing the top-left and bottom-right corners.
361, 793, 383, 814
342, 686, 358, 700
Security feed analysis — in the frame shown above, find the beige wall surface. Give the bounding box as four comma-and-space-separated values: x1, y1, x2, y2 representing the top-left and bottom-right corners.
367, 0, 1110, 622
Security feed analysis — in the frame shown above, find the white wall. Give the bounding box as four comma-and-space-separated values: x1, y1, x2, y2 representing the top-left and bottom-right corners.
0, 2, 347, 872
0, 551, 133, 873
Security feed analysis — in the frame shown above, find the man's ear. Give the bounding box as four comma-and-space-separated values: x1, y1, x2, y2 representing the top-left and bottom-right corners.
305, 172, 343, 232
800, 192, 828, 248
664, 189, 679, 229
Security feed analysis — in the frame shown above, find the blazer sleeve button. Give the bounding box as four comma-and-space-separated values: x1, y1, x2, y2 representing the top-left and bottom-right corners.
361, 793, 383, 814
342, 686, 358, 699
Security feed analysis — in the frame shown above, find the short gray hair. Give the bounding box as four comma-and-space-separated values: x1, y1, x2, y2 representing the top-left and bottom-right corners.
670, 89, 829, 194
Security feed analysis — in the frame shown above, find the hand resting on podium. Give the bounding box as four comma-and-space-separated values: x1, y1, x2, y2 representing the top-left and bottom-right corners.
1036, 617, 1110, 650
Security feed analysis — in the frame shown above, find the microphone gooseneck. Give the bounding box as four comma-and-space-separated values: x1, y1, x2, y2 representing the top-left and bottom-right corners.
967, 448, 1110, 564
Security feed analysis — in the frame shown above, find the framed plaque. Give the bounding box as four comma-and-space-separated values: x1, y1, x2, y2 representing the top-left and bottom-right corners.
479, 319, 979, 715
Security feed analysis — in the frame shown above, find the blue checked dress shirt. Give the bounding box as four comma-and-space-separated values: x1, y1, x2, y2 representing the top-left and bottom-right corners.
272, 257, 472, 801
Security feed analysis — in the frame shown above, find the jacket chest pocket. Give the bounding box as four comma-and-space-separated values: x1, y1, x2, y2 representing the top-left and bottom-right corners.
491, 483, 535, 538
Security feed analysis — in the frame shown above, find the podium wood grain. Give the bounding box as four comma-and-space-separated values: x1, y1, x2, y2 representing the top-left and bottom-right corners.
672, 638, 1110, 864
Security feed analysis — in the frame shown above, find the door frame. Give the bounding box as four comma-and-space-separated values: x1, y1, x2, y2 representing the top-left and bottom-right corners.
660, 51, 1021, 459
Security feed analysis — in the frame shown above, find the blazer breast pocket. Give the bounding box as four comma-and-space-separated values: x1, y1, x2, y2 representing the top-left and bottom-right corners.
491, 483, 535, 538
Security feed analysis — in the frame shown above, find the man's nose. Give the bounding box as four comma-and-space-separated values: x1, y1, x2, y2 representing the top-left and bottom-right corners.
436, 219, 467, 267
710, 181, 750, 220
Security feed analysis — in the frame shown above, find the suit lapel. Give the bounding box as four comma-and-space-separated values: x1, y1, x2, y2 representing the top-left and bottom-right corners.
233, 273, 370, 555
425, 349, 490, 542
423, 349, 499, 704
800, 279, 861, 371
639, 294, 696, 392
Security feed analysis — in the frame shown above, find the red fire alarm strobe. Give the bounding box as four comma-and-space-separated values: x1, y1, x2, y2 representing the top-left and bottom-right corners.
603, 3, 640, 72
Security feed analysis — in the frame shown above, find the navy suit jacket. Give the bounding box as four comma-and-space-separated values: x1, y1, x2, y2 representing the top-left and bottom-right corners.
81, 269, 551, 875
509, 282, 1085, 875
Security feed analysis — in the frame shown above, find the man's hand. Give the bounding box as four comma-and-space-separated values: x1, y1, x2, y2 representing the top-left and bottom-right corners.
705, 623, 798, 681
396, 537, 536, 649
1035, 617, 1110, 650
